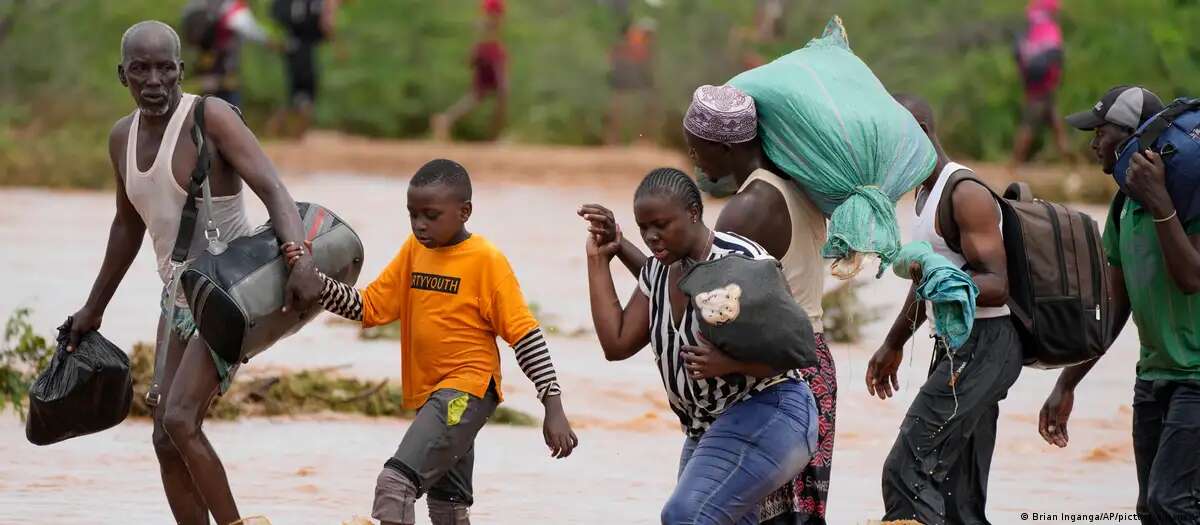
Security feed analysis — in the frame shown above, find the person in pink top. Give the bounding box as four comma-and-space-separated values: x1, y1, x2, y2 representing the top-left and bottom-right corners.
1010, 0, 1072, 171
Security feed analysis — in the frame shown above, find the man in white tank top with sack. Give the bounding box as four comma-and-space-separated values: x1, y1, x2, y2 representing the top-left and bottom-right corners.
866, 94, 1022, 525
64, 21, 321, 525
580, 84, 836, 525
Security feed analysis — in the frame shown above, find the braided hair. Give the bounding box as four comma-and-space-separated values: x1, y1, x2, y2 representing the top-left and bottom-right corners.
634, 167, 703, 218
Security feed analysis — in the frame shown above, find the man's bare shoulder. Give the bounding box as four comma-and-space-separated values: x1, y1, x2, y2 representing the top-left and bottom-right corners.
109, 114, 134, 148
201, 96, 248, 132
950, 179, 1000, 227
720, 180, 784, 224
108, 113, 136, 169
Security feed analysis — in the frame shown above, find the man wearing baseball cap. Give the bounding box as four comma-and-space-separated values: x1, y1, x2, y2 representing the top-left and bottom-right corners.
1042, 85, 1200, 523
1064, 85, 1164, 138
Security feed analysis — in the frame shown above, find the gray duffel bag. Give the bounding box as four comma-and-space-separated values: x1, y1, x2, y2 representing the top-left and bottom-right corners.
145, 96, 365, 407
678, 253, 817, 371
182, 202, 364, 365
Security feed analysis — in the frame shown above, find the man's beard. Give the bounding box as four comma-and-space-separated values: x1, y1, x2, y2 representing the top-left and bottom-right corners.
139, 87, 178, 117
140, 99, 172, 117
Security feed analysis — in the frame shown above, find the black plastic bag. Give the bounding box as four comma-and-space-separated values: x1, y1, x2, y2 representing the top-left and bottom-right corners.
25, 318, 133, 446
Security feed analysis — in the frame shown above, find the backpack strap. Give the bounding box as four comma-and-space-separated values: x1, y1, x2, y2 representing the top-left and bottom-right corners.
935, 168, 1000, 254
1109, 191, 1128, 235
1003, 181, 1033, 202
1136, 98, 1200, 151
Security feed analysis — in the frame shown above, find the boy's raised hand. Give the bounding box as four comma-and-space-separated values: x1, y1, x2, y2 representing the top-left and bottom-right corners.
542, 395, 579, 459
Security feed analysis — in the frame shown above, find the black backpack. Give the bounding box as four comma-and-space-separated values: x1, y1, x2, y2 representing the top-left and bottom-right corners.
936, 169, 1114, 369
181, 0, 225, 50
1022, 48, 1062, 86
272, 0, 326, 43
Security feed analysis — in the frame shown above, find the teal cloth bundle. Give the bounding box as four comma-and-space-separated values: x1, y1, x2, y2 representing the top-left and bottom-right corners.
892, 241, 979, 349
729, 16, 936, 276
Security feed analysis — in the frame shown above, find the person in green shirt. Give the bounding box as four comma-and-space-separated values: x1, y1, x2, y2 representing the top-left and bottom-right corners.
1041, 85, 1200, 523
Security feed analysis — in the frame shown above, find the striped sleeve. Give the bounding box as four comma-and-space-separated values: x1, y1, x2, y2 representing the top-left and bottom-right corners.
637, 261, 655, 297
317, 271, 364, 321
511, 328, 562, 400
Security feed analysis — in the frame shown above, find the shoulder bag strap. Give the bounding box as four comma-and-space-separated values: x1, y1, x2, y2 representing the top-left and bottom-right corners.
149, 96, 211, 408
170, 96, 211, 266
1136, 98, 1200, 151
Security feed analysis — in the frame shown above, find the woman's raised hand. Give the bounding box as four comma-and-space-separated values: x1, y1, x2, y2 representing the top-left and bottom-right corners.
580, 203, 622, 260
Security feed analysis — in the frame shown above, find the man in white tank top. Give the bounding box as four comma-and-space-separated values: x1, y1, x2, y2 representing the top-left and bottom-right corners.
866, 94, 1022, 525
580, 84, 836, 524
64, 21, 321, 525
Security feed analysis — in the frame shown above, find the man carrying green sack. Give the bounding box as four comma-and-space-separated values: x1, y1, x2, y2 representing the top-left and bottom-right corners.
728, 16, 936, 278
867, 95, 1023, 525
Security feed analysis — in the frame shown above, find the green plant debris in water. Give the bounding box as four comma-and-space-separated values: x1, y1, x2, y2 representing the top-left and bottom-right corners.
118, 341, 537, 426
821, 280, 885, 344
0, 308, 55, 421
359, 321, 402, 341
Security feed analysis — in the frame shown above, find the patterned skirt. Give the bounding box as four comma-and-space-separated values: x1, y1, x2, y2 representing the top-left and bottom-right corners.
759, 333, 837, 525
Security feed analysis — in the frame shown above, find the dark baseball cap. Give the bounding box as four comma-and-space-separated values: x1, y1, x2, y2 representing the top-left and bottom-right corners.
1066, 86, 1164, 131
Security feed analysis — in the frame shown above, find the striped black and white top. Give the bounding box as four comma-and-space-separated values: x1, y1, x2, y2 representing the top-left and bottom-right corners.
639, 231, 800, 437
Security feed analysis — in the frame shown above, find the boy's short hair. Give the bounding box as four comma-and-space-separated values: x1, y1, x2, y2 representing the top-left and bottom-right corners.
411, 159, 472, 201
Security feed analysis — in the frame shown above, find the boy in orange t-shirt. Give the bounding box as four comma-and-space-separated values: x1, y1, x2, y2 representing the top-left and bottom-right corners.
284, 159, 576, 525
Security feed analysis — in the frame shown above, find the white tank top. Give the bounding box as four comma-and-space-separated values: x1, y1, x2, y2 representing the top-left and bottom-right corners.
124, 93, 252, 285
912, 162, 1009, 319
738, 169, 827, 332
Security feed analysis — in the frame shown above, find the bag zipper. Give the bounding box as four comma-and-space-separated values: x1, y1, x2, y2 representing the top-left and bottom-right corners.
1039, 200, 1069, 295
1082, 214, 1102, 321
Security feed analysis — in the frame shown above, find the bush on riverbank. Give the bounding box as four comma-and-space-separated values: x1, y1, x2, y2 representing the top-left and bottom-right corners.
0, 310, 534, 425
0, 309, 55, 421
3, 1, 1199, 187
821, 281, 884, 344
126, 342, 536, 425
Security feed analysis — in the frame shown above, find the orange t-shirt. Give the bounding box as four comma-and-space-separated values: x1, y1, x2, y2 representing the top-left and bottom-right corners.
360, 234, 539, 409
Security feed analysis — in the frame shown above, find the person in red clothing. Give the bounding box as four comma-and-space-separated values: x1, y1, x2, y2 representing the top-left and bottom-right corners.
605, 18, 657, 145
1010, 0, 1072, 171
191, 0, 277, 108
431, 0, 508, 141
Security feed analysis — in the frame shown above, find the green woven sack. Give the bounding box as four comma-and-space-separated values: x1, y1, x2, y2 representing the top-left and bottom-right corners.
729, 16, 936, 277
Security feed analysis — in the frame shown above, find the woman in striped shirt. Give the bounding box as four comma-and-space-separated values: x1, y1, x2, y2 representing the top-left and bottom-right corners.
585, 167, 818, 524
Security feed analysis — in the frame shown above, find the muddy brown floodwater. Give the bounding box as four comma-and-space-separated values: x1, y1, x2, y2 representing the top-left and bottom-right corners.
0, 137, 1140, 523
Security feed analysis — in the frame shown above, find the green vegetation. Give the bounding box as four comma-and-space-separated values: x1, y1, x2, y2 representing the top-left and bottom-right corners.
0, 308, 55, 420
3, 1, 1199, 186
358, 320, 402, 341
821, 280, 884, 344
127, 341, 535, 424
0, 310, 534, 425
